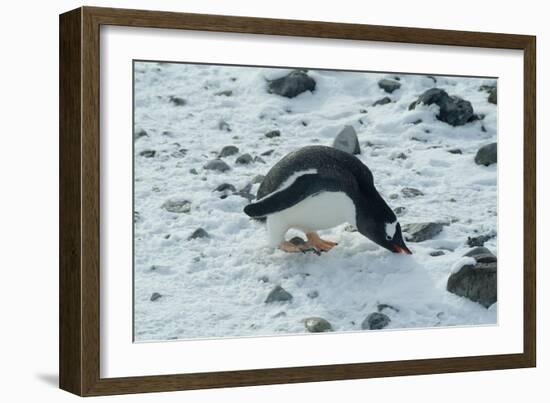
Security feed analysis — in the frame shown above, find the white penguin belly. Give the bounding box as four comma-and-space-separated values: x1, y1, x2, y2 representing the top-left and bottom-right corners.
266, 191, 357, 245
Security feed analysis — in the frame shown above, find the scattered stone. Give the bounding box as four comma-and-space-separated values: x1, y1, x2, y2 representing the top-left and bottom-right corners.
307, 290, 319, 299
161, 199, 191, 214
254, 156, 266, 164
378, 79, 401, 94
188, 228, 210, 240
332, 125, 361, 155
215, 183, 236, 193
189, 168, 198, 175
139, 150, 156, 158
480, 84, 497, 105
394, 206, 406, 216
219, 145, 239, 158
360, 108, 368, 114
377, 304, 399, 313
362, 312, 391, 330
150, 292, 162, 302
261, 149, 275, 156
236, 153, 253, 164
474, 143, 497, 166
171, 149, 187, 158
389, 193, 399, 200
265, 285, 293, 303
304, 317, 333, 333
168, 96, 186, 106
204, 159, 231, 172
401, 187, 424, 198
411, 119, 423, 125
134, 128, 148, 140
372, 97, 392, 106
250, 174, 265, 185
214, 90, 233, 96
392, 152, 408, 160
289, 236, 306, 246
218, 120, 231, 132
267, 70, 316, 98
265, 130, 281, 138
448, 148, 463, 154
430, 250, 445, 257
402, 222, 444, 242
409, 88, 476, 126
447, 250, 497, 308
467, 232, 496, 247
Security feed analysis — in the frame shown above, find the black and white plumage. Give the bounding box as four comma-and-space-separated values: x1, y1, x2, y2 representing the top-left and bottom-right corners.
244, 145, 412, 254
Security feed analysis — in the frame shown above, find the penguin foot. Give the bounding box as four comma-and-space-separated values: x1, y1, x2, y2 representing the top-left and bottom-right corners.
306, 232, 338, 251
279, 241, 307, 253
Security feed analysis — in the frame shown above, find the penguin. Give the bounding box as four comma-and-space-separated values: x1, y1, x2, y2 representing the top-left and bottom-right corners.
243, 145, 412, 254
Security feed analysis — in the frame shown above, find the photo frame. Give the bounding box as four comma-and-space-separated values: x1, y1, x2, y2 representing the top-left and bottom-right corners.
59, 6, 536, 396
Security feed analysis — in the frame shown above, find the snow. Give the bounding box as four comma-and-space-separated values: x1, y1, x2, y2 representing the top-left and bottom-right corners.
133, 61, 497, 341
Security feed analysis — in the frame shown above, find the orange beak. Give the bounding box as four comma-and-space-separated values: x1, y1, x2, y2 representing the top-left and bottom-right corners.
392, 244, 412, 254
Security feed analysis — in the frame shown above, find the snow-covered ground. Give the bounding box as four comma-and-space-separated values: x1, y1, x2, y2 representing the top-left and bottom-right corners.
133, 61, 497, 341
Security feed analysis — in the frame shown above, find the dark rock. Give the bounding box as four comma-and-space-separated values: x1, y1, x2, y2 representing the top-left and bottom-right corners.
304, 317, 333, 333
378, 79, 401, 94
480, 84, 497, 105
254, 156, 266, 164
411, 119, 423, 125
215, 183, 236, 192
430, 250, 445, 257
133, 211, 141, 223
150, 292, 162, 301
463, 246, 497, 263
394, 206, 406, 216
362, 312, 391, 330
265, 285, 293, 303
236, 153, 253, 164
265, 130, 281, 138
475, 143, 497, 166
261, 149, 275, 156
215, 90, 233, 96
204, 159, 231, 172
188, 228, 210, 240
332, 125, 361, 155
267, 70, 316, 98
393, 152, 408, 160
389, 193, 399, 200
447, 258, 497, 308
169, 96, 186, 106
189, 168, 198, 175
134, 128, 148, 140
289, 236, 306, 246
218, 120, 231, 132
307, 290, 319, 299
409, 88, 476, 126
402, 222, 444, 242
372, 97, 392, 106
401, 187, 424, 198
139, 150, 156, 158
377, 304, 399, 313
219, 145, 239, 158
448, 148, 463, 154
467, 232, 496, 247
161, 199, 191, 214
250, 174, 265, 185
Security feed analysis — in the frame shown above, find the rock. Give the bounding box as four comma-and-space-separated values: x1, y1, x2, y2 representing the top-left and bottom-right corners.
307, 290, 319, 299
218, 120, 231, 132
219, 145, 239, 158
394, 206, 406, 216
268, 70, 316, 98
304, 317, 333, 333
265, 130, 281, 138
254, 156, 266, 164
377, 304, 399, 313
430, 250, 445, 257
362, 312, 391, 330
389, 193, 399, 200
250, 174, 265, 185
480, 84, 497, 105
188, 228, 209, 240
171, 148, 188, 158
463, 246, 497, 263
401, 187, 424, 198
409, 88, 476, 126
204, 159, 230, 172
372, 97, 392, 106
447, 253, 497, 308
261, 149, 275, 156
150, 292, 162, 301
139, 150, 156, 158
236, 153, 253, 164
189, 168, 198, 175
169, 96, 186, 106
289, 236, 306, 246
411, 119, 423, 125
265, 285, 293, 303
161, 199, 191, 214
402, 222, 444, 242
378, 79, 401, 94
215, 183, 236, 193
475, 143, 497, 166
332, 125, 361, 155
133, 211, 141, 223
215, 90, 233, 96
134, 128, 148, 140
448, 148, 463, 154
467, 232, 496, 247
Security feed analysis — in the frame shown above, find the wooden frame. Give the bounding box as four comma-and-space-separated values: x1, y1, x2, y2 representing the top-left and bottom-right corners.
59, 6, 536, 396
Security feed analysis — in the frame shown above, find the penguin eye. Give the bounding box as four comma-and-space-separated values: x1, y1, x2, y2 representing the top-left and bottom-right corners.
386, 235, 392, 241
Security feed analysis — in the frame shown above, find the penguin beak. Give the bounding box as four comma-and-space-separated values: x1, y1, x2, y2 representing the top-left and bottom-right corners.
392, 243, 412, 255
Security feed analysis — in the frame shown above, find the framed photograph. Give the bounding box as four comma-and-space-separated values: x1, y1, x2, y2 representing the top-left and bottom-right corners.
59, 6, 536, 396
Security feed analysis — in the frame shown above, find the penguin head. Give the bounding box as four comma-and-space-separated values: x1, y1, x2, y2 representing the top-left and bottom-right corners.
356, 195, 412, 255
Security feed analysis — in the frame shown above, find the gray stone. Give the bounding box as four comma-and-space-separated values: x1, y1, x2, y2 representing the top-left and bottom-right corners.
236, 153, 253, 164
394, 206, 406, 216
215, 183, 236, 193
377, 303, 399, 313
467, 232, 496, 247
475, 143, 497, 166
189, 168, 198, 175
254, 156, 266, 164
332, 125, 361, 155
250, 174, 265, 185
215, 90, 233, 96
265, 285, 293, 303
161, 199, 191, 214
430, 250, 445, 257
289, 236, 306, 246
188, 228, 210, 240
261, 149, 275, 156
402, 222, 444, 242
265, 130, 281, 138
150, 292, 162, 301
480, 84, 497, 105
409, 88, 476, 126
204, 159, 231, 172
134, 128, 148, 140
447, 259, 497, 308
378, 79, 401, 94
401, 187, 424, 198
304, 317, 333, 333
169, 96, 186, 106
218, 120, 231, 132
448, 148, 463, 154
463, 246, 497, 263
139, 150, 156, 158
372, 97, 392, 106
362, 312, 391, 330
267, 70, 316, 98
219, 145, 239, 158
307, 290, 319, 299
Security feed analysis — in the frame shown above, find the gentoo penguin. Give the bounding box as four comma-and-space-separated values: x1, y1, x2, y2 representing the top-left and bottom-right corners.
244, 145, 412, 254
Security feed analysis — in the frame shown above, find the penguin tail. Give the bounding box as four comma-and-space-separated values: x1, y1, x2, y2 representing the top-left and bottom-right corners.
243, 201, 268, 218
